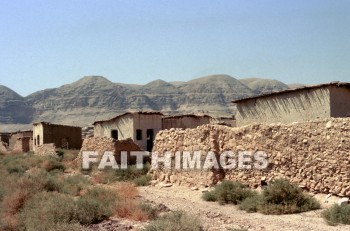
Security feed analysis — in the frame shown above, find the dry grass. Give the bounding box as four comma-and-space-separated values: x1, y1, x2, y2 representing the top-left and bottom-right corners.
0, 153, 157, 230
115, 182, 139, 199
113, 182, 155, 221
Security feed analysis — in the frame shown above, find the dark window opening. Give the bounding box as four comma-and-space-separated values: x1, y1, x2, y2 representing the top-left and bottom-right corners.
136, 129, 142, 140
37, 135, 40, 146
111, 130, 118, 140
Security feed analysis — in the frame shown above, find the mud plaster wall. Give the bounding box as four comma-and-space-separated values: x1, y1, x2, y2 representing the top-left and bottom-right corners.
235, 87, 331, 127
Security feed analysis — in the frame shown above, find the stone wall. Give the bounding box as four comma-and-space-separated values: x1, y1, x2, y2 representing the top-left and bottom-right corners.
151, 118, 350, 197
79, 137, 143, 164
35, 143, 57, 156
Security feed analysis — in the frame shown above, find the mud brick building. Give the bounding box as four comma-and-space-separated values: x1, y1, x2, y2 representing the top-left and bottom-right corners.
162, 114, 212, 130
93, 112, 163, 151
233, 82, 350, 126
33, 122, 82, 150
9, 131, 33, 152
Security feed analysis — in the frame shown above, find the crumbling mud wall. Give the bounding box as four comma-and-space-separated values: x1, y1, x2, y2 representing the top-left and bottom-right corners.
35, 143, 57, 156
12, 137, 33, 153
0, 141, 8, 153
152, 118, 350, 197
79, 137, 143, 164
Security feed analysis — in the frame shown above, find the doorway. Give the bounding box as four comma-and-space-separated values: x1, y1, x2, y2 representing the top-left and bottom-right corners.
146, 129, 154, 152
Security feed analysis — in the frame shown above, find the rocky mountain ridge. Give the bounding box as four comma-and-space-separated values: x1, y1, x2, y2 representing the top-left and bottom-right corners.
0, 75, 291, 130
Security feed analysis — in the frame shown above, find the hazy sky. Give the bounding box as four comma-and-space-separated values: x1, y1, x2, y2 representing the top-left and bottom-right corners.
0, 0, 349, 96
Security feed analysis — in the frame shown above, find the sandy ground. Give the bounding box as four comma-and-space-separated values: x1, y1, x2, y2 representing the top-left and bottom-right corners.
138, 185, 350, 231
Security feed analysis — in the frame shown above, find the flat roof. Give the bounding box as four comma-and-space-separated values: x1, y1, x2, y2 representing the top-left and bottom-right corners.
163, 114, 212, 119
232, 81, 350, 103
93, 111, 163, 125
32, 121, 81, 128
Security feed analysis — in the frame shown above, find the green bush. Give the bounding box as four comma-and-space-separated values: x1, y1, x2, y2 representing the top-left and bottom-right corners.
95, 164, 150, 184
212, 180, 256, 205
75, 187, 117, 224
139, 203, 158, 220
258, 179, 320, 214
60, 174, 91, 196
133, 175, 152, 186
143, 211, 203, 231
204, 179, 320, 215
239, 194, 262, 213
201, 191, 217, 202
62, 152, 78, 162
322, 204, 350, 226
1, 154, 64, 175
2, 154, 42, 174
19, 191, 77, 231
40, 156, 65, 172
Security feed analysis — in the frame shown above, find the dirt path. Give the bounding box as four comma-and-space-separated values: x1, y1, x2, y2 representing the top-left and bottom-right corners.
139, 185, 349, 231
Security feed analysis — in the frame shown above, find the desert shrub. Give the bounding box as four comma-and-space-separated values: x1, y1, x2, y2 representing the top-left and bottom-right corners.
2, 154, 42, 174
1, 154, 64, 174
143, 211, 203, 231
114, 183, 155, 221
59, 174, 91, 196
239, 194, 262, 213
40, 156, 65, 172
56, 149, 65, 157
201, 191, 217, 202
133, 175, 152, 186
115, 182, 140, 199
212, 180, 256, 205
322, 204, 350, 226
62, 151, 78, 162
139, 203, 158, 220
19, 191, 77, 231
94, 164, 150, 184
75, 187, 117, 224
258, 178, 320, 214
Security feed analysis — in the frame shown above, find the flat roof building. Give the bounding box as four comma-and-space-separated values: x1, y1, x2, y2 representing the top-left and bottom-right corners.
233, 82, 350, 127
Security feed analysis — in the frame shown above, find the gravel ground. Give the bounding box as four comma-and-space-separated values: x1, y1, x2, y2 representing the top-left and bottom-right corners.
139, 185, 350, 231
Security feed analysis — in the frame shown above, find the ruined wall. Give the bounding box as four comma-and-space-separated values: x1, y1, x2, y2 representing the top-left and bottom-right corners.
12, 137, 33, 153
79, 137, 143, 164
0, 141, 8, 153
9, 131, 33, 150
235, 87, 331, 127
152, 118, 350, 197
162, 115, 211, 130
35, 143, 56, 156
0, 133, 10, 146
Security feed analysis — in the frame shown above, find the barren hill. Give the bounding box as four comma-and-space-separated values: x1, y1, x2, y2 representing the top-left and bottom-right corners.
0, 85, 33, 124
239, 77, 289, 94
0, 75, 292, 130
